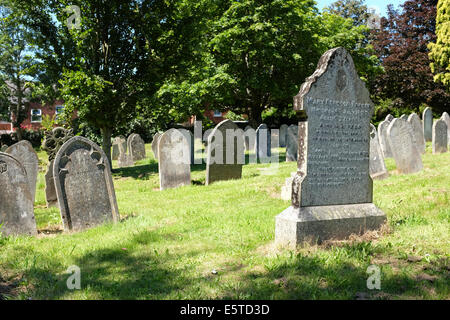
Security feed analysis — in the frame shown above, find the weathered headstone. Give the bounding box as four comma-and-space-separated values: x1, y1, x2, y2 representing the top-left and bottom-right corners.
179, 129, 195, 165
244, 126, 256, 152
275, 47, 386, 247
441, 112, 450, 146
280, 124, 288, 148
369, 124, 389, 180
158, 129, 191, 190
128, 134, 146, 161
117, 140, 134, 168
407, 113, 426, 154
151, 132, 162, 160
432, 119, 448, 154
377, 120, 393, 158
53, 137, 119, 231
206, 120, 244, 185
285, 125, 298, 162
281, 172, 296, 201
255, 124, 271, 162
423, 107, 433, 142
0, 152, 37, 236
112, 136, 126, 160
42, 127, 74, 207
387, 118, 423, 174
5, 140, 39, 203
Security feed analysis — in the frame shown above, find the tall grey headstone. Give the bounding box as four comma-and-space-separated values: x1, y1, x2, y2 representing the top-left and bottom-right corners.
387, 118, 423, 174
407, 113, 426, 154
129, 134, 146, 161
5, 140, 39, 203
255, 124, 271, 162
53, 137, 119, 231
112, 136, 126, 160
369, 124, 389, 180
0, 152, 37, 236
280, 124, 288, 148
158, 129, 191, 190
441, 112, 450, 146
244, 126, 256, 152
179, 129, 195, 165
423, 107, 433, 142
432, 119, 448, 154
275, 47, 386, 247
377, 120, 393, 158
285, 125, 298, 162
151, 132, 162, 160
206, 120, 244, 185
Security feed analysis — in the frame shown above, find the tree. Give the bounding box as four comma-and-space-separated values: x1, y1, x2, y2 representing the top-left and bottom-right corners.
428, 0, 450, 91
371, 0, 450, 114
325, 0, 370, 27
0, 7, 37, 140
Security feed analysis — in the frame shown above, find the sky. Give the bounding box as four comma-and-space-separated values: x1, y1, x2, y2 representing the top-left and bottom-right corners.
315, 0, 406, 17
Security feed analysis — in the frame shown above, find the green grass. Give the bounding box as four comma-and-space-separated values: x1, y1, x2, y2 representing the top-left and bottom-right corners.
0, 143, 449, 300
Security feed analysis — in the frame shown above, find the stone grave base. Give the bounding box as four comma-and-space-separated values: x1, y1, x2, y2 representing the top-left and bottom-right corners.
275, 203, 386, 247
371, 171, 389, 181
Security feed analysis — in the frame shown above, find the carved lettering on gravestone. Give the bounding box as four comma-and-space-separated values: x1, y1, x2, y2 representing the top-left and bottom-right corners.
423, 107, 433, 142
206, 120, 244, 185
432, 119, 448, 154
369, 124, 389, 180
275, 47, 386, 246
5, 140, 39, 203
387, 118, 423, 174
158, 129, 191, 190
0, 152, 37, 236
286, 125, 298, 162
53, 137, 119, 231
408, 113, 426, 154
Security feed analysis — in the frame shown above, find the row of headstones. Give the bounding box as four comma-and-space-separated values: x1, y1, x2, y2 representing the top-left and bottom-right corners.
150, 122, 287, 190
1, 136, 119, 237
112, 133, 146, 167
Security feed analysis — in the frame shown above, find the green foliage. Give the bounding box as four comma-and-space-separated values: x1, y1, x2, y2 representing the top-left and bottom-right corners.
40, 114, 57, 133
428, 0, 450, 91
325, 0, 370, 26
225, 110, 246, 122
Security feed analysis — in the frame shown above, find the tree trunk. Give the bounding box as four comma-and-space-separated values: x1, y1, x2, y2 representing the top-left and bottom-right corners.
248, 105, 263, 128
101, 127, 113, 170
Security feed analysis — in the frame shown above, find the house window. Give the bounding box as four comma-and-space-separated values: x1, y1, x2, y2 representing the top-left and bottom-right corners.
31, 109, 42, 123
55, 105, 64, 120
213, 110, 222, 118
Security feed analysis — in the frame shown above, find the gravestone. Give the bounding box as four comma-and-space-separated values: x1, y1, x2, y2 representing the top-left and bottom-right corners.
151, 132, 162, 159
5, 140, 39, 203
377, 120, 393, 158
112, 136, 126, 160
206, 120, 244, 185
0, 152, 37, 236
441, 112, 450, 146
286, 125, 298, 162
53, 137, 119, 231
128, 134, 146, 161
244, 126, 256, 152
280, 124, 288, 148
158, 129, 191, 190
423, 107, 433, 142
369, 124, 389, 180
179, 129, 195, 165
117, 140, 134, 168
432, 119, 448, 154
387, 118, 423, 174
407, 113, 426, 154
42, 127, 74, 207
255, 124, 271, 162
281, 172, 297, 201
275, 47, 386, 247
400, 114, 407, 120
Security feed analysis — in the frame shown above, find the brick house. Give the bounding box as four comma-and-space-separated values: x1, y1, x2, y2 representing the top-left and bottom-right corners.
0, 100, 65, 134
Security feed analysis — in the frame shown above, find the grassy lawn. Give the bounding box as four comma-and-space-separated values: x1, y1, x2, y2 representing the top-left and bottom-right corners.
0, 143, 449, 300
